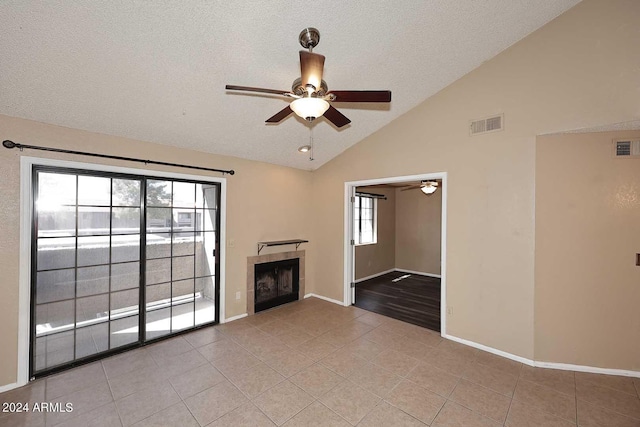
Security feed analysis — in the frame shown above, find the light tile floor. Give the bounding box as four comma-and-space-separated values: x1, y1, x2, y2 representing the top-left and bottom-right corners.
1, 297, 639, 426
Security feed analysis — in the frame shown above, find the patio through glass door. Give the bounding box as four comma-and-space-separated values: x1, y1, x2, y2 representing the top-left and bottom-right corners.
31, 167, 220, 378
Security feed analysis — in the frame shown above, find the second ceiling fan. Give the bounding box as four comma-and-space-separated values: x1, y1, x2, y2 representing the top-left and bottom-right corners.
401, 181, 440, 195
225, 28, 392, 128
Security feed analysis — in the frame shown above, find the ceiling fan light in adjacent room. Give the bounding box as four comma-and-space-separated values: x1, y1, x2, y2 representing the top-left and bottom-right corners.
290, 97, 330, 121
420, 182, 438, 194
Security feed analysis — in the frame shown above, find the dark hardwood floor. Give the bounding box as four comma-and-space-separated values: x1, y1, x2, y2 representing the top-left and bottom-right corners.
354, 271, 441, 332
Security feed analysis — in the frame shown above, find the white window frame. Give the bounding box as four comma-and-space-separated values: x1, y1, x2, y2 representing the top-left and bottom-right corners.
354, 194, 377, 246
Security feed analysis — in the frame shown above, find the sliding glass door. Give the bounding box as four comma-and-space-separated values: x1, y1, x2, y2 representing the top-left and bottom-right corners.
31, 167, 220, 378
144, 179, 218, 340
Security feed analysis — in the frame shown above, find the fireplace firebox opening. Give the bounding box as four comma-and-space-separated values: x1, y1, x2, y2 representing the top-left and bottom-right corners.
254, 258, 300, 312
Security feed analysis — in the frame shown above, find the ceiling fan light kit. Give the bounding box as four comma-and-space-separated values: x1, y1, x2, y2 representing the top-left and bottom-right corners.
401, 180, 440, 195
290, 97, 329, 121
420, 182, 438, 194
225, 27, 391, 129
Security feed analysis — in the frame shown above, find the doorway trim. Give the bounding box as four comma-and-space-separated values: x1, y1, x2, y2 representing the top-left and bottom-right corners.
344, 172, 447, 336
18, 156, 227, 387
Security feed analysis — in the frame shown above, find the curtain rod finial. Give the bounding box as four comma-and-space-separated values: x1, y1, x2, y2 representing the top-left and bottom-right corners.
3, 140, 17, 149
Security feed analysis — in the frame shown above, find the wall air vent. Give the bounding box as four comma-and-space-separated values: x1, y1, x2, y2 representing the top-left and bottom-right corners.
470, 114, 504, 136
613, 140, 640, 158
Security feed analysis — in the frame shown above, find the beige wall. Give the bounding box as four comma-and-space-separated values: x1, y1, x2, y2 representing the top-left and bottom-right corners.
535, 131, 640, 371
354, 187, 396, 280
311, 0, 640, 363
395, 187, 442, 275
0, 114, 314, 387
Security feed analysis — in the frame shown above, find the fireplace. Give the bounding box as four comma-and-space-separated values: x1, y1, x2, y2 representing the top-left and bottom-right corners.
247, 250, 305, 316
254, 258, 299, 312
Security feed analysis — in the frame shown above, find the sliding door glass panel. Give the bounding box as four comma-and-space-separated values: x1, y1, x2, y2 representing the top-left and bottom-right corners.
32, 169, 219, 377
75, 294, 109, 323
146, 180, 171, 207
144, 179, 218, 340
111, 262, 139, 292
173, 182, 196, 208
172, 231, 195, 256
146, 233, 171, 259
145, 282, 171, 340
113, 178, 141, 206
112, 235, 140, 263
195, 276, 216, 325
196, 184, 218, 210
32, 169, 143, 375
77, 236, 110, 266
78, 207, 110, 235
78, 176, 110, 206
77, 265, 109, 297
194, 184, 217, 326
36, 269, 75, 304
172, 279, 195, 332
110, 316, 138, 349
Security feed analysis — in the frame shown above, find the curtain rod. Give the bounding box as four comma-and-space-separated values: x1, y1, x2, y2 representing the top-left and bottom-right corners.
2, 140, 235, 175
356, 191, 387, 200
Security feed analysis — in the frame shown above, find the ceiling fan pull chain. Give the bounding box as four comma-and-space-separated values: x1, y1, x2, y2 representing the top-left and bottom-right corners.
309, 127, 314, 161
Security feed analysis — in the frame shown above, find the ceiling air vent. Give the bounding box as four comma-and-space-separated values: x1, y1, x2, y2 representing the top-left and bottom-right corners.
470, 114, 504, 136
613, 140, 640, 158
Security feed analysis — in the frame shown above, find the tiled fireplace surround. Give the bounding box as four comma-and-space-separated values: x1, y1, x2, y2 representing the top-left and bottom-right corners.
246, 250, 305, 316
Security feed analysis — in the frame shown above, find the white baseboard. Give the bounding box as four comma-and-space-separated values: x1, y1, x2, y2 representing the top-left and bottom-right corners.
304, 293, 345, 306
395, 268, 441, 279
223, 313, 247, 323
0, 381, 19, 393
443, 333, 640, 378
533, 361, 640, 378
354, 269, 395, 283
443, 333, 535, 366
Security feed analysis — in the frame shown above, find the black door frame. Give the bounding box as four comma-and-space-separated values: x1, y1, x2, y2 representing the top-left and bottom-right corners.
29, 165, 222, 379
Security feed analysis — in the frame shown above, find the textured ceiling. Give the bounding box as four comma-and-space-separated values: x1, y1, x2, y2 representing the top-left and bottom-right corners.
0, 1, 580, 170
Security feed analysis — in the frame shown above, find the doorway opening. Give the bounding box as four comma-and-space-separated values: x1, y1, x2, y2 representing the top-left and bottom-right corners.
344, 173, 447, 335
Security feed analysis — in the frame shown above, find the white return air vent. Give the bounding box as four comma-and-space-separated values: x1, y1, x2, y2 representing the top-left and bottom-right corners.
613, 139, 640, 158
470, 114, 504, 136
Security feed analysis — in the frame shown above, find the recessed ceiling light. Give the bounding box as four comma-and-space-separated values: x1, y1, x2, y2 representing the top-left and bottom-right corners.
298, 145, 311, 153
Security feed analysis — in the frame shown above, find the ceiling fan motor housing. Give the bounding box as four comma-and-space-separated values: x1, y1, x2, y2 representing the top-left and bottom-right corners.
291, 77, 328, 97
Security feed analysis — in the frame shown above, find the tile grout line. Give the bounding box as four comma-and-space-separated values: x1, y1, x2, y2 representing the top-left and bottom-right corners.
446, 374, 511, 426
574, 375, 640, 422
380, 388, 439, 426
578, 375, 640, 398
100, 360, 126, 427
166, 381, 202, 427
315, 399, 353, 426
503, 375, 520, 427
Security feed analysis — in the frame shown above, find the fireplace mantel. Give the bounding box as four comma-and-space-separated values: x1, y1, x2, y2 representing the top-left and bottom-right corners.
246, 250, 305, 315
257, 239, 308, 255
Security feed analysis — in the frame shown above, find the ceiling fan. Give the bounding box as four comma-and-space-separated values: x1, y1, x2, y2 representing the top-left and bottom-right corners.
401, 181, 440, 194
225, 28, 392, 128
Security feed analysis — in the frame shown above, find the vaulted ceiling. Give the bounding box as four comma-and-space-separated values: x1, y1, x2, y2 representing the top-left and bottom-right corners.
0, 1, 580, 170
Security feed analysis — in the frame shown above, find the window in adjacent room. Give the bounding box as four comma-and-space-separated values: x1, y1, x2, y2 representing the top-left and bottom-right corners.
354, 194, 377, 245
